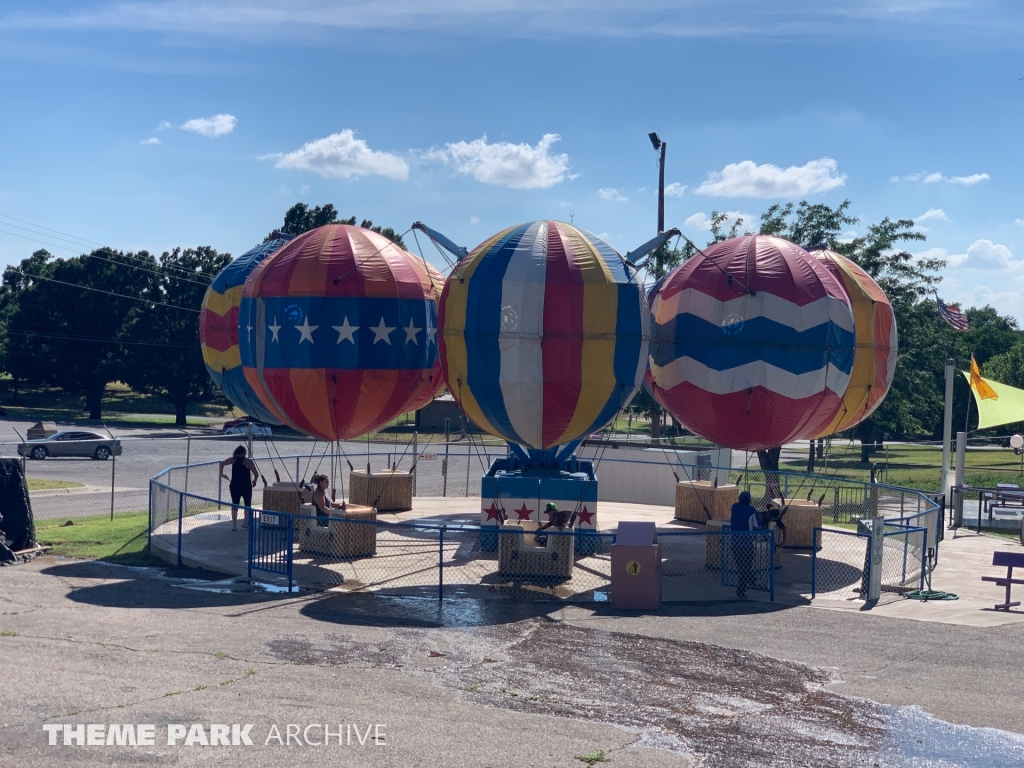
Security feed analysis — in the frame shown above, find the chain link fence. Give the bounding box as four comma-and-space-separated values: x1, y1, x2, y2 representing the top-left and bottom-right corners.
951, 485, 1024, 534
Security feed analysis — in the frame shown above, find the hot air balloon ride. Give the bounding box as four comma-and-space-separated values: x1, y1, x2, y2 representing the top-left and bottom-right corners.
648, 235, 856, 453
806, 248, 897, 437
415, 220, 678, 548
200, 235, 293, 425
238, 224, 444, 441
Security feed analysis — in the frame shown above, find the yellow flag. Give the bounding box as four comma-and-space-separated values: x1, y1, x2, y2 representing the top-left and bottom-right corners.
971, 355, 999, 400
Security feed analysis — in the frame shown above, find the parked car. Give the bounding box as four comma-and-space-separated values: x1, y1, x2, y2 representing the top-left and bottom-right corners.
18, 430, 122, 460
223, 422, 272, 438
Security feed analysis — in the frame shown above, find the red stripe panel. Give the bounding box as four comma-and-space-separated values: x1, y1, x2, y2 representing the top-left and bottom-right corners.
200, 305, 239, 353
259, 368, 431, 441
659, 382, 841, 453
542, 223, 584, 447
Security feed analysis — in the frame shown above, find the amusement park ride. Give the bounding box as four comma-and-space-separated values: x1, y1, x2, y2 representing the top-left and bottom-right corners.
199, 210, 897, 546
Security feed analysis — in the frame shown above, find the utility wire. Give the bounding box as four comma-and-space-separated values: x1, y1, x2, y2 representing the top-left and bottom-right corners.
0, 214, 220, 284
6, 267, 201, 313
0, 226, 214, 287
4, 329, 196, 349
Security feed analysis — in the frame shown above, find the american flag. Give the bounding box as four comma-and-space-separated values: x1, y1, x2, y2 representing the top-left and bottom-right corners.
936, 295, 969, 331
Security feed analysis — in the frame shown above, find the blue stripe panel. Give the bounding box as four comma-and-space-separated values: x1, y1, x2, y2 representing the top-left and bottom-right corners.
211, 237, 291, 293
464, 224, 530, 445
652, 314, 855, 375
581, 282, 646, 434
247, 296, 436, 370
579, 228, 629, 282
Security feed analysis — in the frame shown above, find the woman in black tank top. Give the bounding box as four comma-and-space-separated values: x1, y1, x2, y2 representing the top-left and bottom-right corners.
219, 445, 259, 531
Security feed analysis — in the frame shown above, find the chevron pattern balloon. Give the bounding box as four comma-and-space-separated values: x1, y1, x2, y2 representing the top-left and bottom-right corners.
439, 220, 648, 450
239, 224, 443, 441
808, 248, 897, 437
199, 236, 292, 425
649, 235, 855, 452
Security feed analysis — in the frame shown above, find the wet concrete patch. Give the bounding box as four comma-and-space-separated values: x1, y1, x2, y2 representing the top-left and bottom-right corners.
261, 617, 1024, 767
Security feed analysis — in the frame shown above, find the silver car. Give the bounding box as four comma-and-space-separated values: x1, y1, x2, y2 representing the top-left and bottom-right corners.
18, 431, 123, 460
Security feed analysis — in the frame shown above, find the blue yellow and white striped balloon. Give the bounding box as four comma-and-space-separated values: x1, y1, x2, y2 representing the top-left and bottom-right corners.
439, 221, 649, 451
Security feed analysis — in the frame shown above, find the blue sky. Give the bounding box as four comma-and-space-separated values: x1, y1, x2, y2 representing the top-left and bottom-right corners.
1, 1, 1023, 319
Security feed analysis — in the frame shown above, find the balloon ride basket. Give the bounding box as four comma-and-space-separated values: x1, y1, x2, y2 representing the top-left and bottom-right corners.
478, 450, 599, 557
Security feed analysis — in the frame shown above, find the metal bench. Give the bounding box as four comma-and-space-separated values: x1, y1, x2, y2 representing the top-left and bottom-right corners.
981, 551, 1024, 611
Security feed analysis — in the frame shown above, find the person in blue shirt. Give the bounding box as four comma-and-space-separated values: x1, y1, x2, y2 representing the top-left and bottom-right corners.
729, 490, 762, 599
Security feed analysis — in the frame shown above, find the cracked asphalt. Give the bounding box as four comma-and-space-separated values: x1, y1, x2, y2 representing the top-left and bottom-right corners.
1, 556, 1022, 767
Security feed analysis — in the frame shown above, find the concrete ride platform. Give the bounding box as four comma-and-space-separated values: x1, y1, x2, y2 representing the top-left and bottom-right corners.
149, 496, 1024, 626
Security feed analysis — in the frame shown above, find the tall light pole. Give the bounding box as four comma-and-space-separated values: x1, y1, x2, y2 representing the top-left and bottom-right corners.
648, 132, 666, 440
649, 132, 666, 234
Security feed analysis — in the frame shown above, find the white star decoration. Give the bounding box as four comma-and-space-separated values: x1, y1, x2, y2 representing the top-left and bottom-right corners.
426, 324, 437, 345
268, 318, 281, 343
246, 325, 253, 343
404, 318, 422, 345
370, 317, 396, 345
333, 317, 358, 344
295, 317, 319, 344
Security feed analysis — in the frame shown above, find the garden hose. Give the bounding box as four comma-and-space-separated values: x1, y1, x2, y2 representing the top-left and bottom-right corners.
903, 589, 959, 601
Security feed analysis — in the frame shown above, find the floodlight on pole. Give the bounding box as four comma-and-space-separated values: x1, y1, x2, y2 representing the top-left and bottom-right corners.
648, 132, 662, 151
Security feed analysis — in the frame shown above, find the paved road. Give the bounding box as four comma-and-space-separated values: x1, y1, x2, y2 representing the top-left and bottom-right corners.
2, 558, 1023, 767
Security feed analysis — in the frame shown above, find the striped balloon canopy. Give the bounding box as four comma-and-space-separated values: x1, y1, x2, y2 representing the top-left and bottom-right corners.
199, 236, 292, 425
439, 221, 649, 451
649, 235, 855, 452
239, 224, 444, 441
808, 249, 897, 437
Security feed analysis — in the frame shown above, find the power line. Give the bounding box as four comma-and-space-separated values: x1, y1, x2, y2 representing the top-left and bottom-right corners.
0, 213, 221, 284
4, 329, 196, 349
6, 267, 201, 313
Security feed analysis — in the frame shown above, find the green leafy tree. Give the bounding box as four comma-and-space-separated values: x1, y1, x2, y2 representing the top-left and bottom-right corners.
2, 248, 156, 419
121, 247, 231, 426
985, 342, 1024, 389
266, 203, 407, 249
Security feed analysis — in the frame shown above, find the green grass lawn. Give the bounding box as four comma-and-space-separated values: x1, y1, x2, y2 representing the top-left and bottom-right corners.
34, 511, 161, 567
25, 478, 85, 491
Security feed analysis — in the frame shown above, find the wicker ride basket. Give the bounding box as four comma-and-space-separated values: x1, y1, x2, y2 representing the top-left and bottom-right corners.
349, 470, 413, 512
675, 481, 739, 523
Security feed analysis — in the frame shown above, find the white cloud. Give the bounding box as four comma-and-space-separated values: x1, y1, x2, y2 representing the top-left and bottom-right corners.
892, 171, 989, 186
597, 187, 627, 202
139, 137, 160, 145
180, 113, 236, 137
684, 211, 752, 233
156, 120, 172, 131
298, 184, 310, 195
664, 182, 686, 197
272, 129, 409, 180
917, 208, 948, 222
469, 216, 480, 224
950, 173, 990, 186
694, 158, 845, 198
278, 183, 292, 197
963, 239, 1014, 270
636, 186, 646, 193
914, 246, 951, 265
1015, 218, 1024, 226
427, 133, 571, 189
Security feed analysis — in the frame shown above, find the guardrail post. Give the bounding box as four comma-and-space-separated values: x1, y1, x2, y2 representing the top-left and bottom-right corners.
176, 494, 183, 567
438, 526, 446, 601
866, 515, 884, 601
110, 448, 117, 521
247, 509, 253, 581
811, 528, 819, 599
287, 513, 294, 592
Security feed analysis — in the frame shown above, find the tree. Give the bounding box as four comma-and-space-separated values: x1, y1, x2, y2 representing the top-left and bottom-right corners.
1, 248, 156, 419
265, 203, 408, 249
122, 247, 231, 426
985, 342, 1024, 389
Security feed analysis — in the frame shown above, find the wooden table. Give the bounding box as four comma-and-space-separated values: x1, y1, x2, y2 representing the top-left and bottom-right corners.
349, 470, 413, 511
675, 481, 738, 523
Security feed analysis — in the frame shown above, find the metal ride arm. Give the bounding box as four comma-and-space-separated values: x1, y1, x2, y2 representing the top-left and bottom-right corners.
411, 222, 468, 261
624, 228, 682, 270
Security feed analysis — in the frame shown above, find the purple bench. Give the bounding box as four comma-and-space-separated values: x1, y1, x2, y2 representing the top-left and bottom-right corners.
981, 551, 1024, 611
